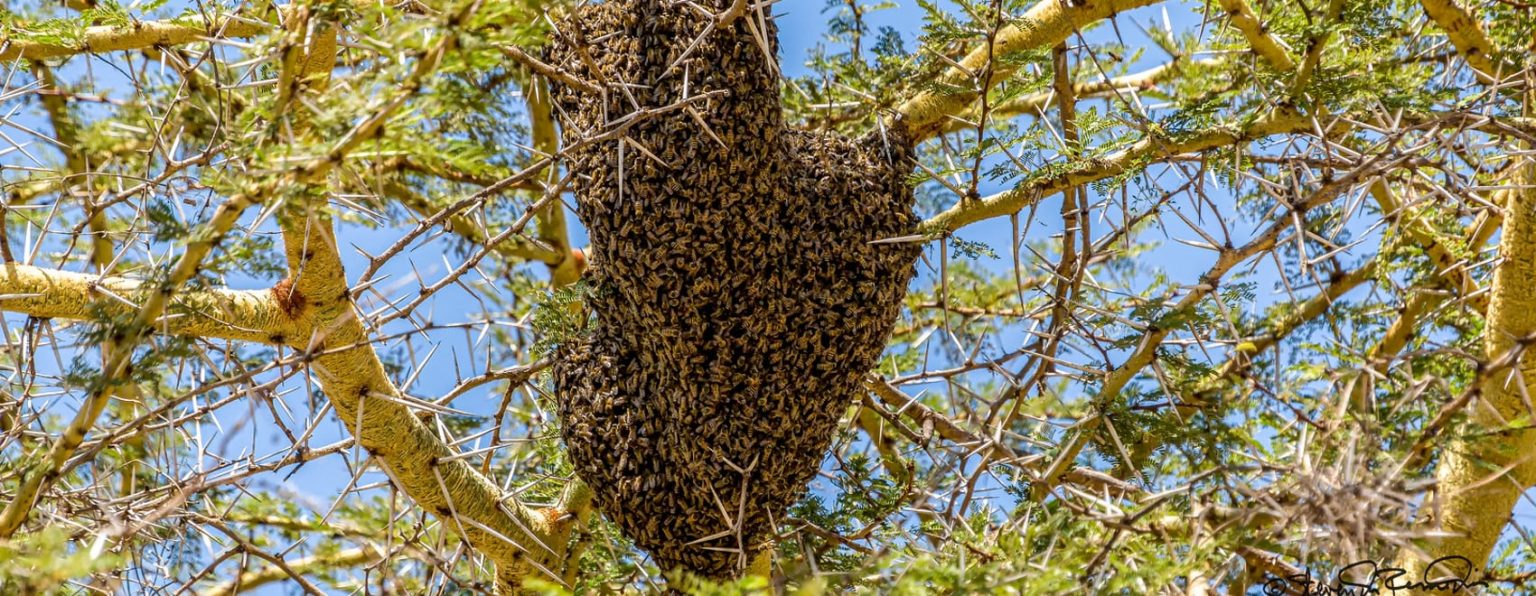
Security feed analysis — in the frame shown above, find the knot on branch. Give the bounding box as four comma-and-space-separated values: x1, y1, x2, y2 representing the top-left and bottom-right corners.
270, 278, 307, 319
546, 0, 920, 579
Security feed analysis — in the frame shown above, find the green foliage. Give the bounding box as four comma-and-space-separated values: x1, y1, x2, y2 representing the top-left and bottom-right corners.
949, 236, 997, 259
662, 570, 773, 596
2, 0, 1534, 592
0, 526, 123, 592
531, 279, 592, 356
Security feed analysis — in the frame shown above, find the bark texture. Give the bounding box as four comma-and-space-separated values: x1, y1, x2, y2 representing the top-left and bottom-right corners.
546, 0, 920, 578
1395, 161, 1536, 590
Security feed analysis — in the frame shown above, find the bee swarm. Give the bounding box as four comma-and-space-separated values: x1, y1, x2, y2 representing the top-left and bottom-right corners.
547, 0, 920, 578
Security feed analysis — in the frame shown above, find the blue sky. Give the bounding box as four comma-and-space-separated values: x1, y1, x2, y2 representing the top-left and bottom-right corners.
0, 0, 1303, 588
4, 0, 1534, 592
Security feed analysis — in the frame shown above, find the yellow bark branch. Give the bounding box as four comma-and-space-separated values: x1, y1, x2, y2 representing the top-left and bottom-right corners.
919, 110, 1536, 235
261, 5, 585, 587
205, 545, 387, 596
919, 110, 1310, 234
1123, 258, 1380, 467
280, 205, 581, 590
1418, 0, 1504, 84
0, 264, 292, 343
0, 187, 256, 537
1034, 150, 1411, 494
527, 76, 582, 287
1102, 259, 1379, 478
36, 58, 151, 498
1287, 0, 1344, 98
1399, 143, 1536, 589
1216, 0, 1295, 71
896, 0, 1165, 137
0, 0, 461, 543
1371, 181, 1483, 309
1, 10, 279, 62
935, 58, 1212, 137
864, 375, 1140, 496
387, 181, 565, 264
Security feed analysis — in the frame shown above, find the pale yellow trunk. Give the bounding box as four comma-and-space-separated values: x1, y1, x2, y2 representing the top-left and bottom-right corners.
1400, 162, 1536, 587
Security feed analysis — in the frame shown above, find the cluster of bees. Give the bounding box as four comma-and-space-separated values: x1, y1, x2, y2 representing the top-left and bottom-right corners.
546, 0, 921, 578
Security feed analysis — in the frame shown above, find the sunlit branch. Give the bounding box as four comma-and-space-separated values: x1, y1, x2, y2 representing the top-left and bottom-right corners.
1115, 258, 1382, 476
1199, 260, 1380, 399
0, 187, 257, 537
0, 0, 468, 546
1399, 160, 1536, 577
205, 544, 388, 596
864, 375, 1141, 496
385, 181, 565, 264
1287, 0, 1344, 98
1104, 257, 1379, 476
920, 110, 1536, 235
986, 41, 1097, 497
1216, 0, 1295, 71
381, 156, 543, 193
1359, 190, 1505, 376
254, 5, 589, 588
1032, 149, 1417, 497
527, 76, 583, 287
1346, 172, 1517, 427
36, 53, 150, 500
1418, 0, 1506, 84
0, 263, 292, 343
896, 0, 1165, 137
1370, 181, 1483, 310
935, 58, 1213, 137
1, 9, 282, 62
919, 109, 1311, 234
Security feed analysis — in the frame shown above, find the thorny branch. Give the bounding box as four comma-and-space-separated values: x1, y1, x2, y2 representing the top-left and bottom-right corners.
1, 0, 1534, 592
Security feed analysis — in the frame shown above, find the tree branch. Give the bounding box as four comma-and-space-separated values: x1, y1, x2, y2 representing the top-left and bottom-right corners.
1, 9, 281, 62
259, 5, 586, 588
919, 110, 1536, 235
36, 57, 151, 499
1371, 180, 1484, 311
386, 180, 565, 264
0, 0, 465, 545
205, 545, 387, 596
1418, 0, 1506, 84
1216, 0, 1295, 71
918, 109, 1310, 234
864, 375, 1141, 496
0, 187, 256, 537
896, 0, 1164, 137
280, 203, 579, 590
933, 58, 1211, 137
526, 76, 583, 287
1399, 99, 1536, 581
1033, 149, 1415, 496
0, 264, 293, 343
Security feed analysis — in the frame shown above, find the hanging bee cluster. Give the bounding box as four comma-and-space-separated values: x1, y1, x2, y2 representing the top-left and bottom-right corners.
546, 0, 920, 578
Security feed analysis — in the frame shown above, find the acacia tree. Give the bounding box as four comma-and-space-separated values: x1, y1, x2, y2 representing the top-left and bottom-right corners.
0, 0, 1534, 593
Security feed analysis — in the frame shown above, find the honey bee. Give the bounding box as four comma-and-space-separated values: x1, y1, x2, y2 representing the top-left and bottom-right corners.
546, 0, 920, 580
